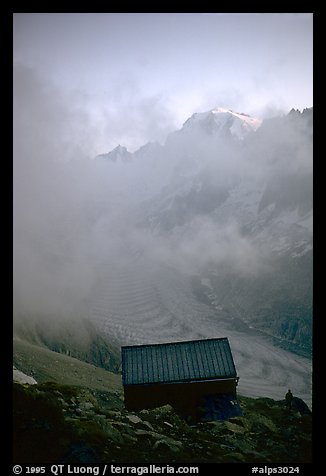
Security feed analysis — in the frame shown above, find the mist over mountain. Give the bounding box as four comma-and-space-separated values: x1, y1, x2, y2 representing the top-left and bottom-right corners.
94, 106, 312, 355
13, 64, 312, 404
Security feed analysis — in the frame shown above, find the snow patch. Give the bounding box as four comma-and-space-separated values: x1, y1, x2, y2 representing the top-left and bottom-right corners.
13, 366, 37, 385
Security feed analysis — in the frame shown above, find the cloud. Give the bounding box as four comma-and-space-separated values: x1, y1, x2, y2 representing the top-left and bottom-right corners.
13, 64, 174, 324
92, 74, 178, 153
13, 64, 100, 321
141, 215, 268, 278
13, 62, 312, 336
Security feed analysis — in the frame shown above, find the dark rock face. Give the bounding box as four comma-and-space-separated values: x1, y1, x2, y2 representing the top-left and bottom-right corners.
13, 381, 312, 464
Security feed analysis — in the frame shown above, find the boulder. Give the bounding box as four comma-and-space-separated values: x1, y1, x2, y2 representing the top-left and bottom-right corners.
78, 402, 94, 412
153, 404, 175, 417
153, 438, 183, 453
224, 421, 247, 434
246, 414, 277, 433
134, 429, 165, 439
223, 452, 246, 462
126, 414, 143, 425
139, 420, 154, 431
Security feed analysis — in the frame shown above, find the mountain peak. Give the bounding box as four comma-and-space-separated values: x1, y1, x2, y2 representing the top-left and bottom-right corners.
182, 107, 262, 140
96, 144, 132, 163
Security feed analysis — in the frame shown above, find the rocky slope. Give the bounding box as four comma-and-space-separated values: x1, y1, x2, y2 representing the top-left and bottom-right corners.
12, 332, 312, 464
13, 378, 312, 464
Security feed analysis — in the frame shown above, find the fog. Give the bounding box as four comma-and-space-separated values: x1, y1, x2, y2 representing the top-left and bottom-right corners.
13, 64, 100, 321
13, 63, 312, 334
12, 64, 172, 323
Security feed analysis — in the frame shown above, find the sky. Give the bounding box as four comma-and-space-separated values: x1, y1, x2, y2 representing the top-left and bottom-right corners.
13, 12, 313, 154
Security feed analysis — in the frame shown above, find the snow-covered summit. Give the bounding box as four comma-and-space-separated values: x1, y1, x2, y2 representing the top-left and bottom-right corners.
182, 107, 262, 140
96, 108, 262, 163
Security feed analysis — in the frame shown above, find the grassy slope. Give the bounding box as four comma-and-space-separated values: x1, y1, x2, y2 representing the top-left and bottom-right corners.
13, 337, 123, 394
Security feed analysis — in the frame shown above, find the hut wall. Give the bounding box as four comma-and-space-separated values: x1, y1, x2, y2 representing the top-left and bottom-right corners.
123, 378, 237, 412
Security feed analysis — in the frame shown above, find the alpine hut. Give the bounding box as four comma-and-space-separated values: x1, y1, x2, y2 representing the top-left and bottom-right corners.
121, 337, 241, 421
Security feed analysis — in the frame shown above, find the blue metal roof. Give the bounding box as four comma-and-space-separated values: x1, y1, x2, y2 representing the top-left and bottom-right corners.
121, 337, 237, 386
